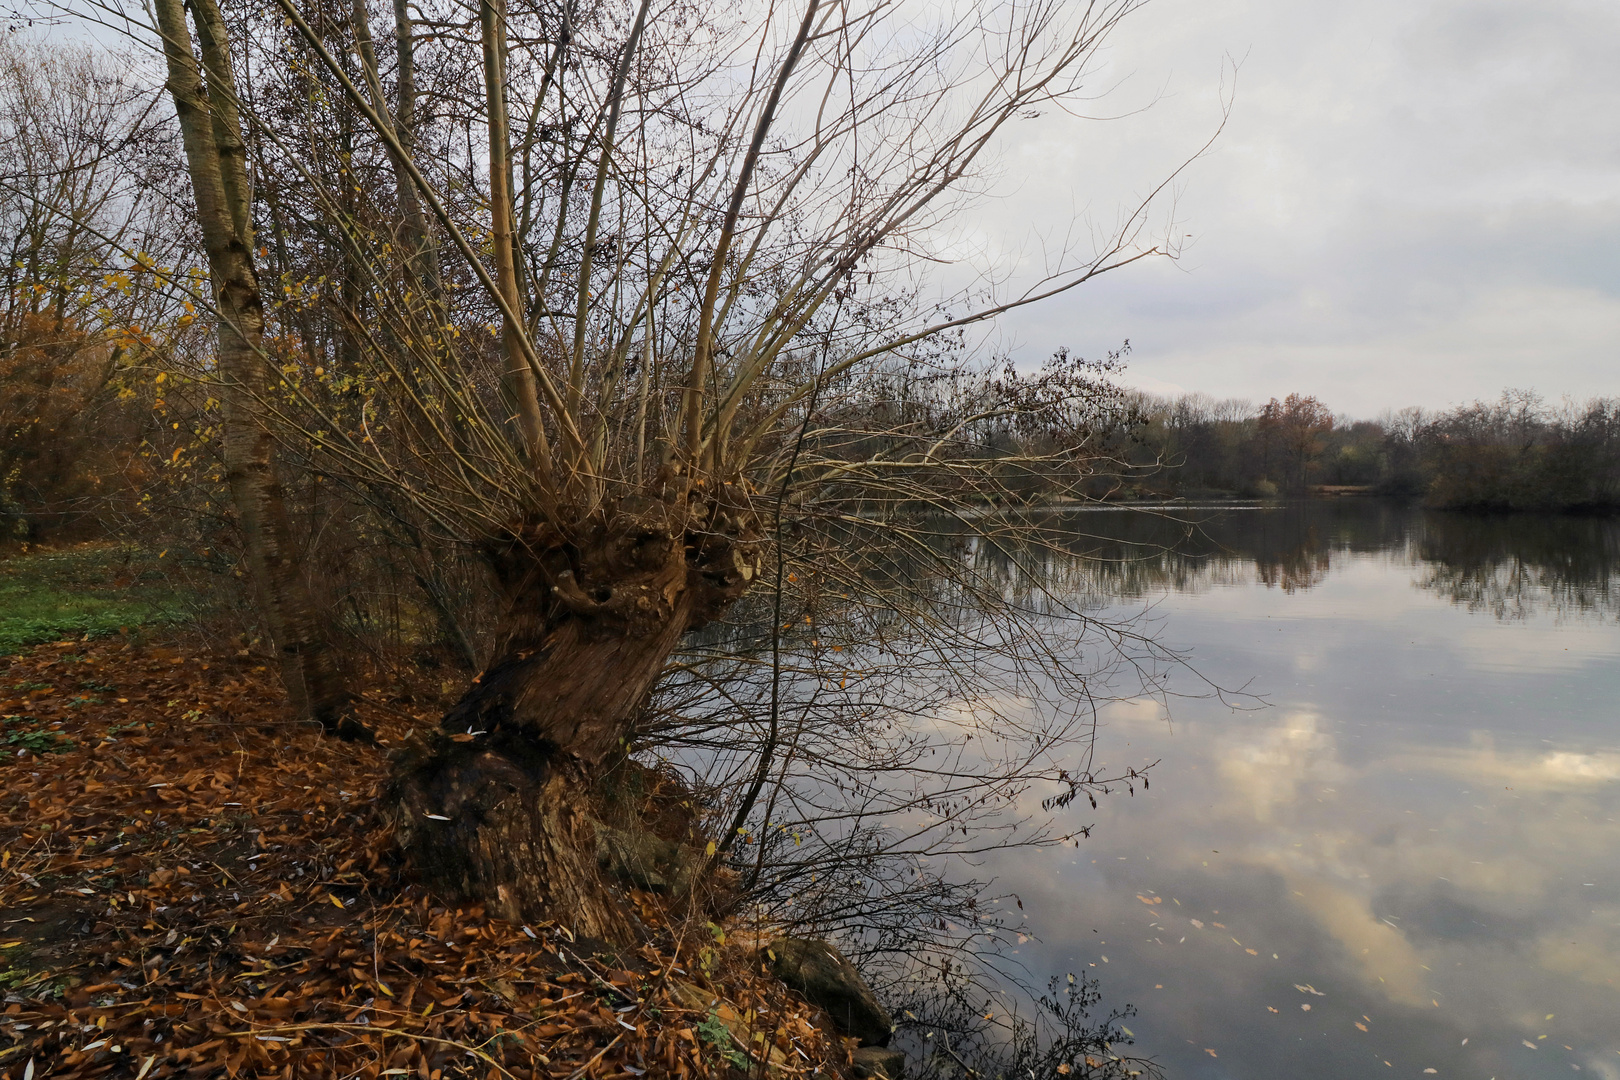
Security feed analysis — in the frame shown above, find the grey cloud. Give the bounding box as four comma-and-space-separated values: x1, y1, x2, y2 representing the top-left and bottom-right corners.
972, 0, 1620, 413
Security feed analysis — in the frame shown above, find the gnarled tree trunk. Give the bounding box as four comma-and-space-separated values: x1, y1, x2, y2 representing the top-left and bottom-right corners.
395, 473, 761, 940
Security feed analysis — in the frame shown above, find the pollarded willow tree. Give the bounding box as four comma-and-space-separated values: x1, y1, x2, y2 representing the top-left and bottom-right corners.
121, 0, 1213, 938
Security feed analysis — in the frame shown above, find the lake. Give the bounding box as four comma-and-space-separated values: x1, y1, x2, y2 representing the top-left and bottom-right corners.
984, 500, 1620, 1078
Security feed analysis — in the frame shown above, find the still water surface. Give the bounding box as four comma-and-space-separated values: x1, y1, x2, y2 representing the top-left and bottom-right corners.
993, 501, 1620, 1078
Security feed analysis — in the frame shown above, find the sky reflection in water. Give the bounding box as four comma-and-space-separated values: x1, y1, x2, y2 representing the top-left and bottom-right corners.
989, 502, 1620, 1079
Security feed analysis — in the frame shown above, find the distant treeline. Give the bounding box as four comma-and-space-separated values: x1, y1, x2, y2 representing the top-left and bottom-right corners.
1103, 389, 1620, 512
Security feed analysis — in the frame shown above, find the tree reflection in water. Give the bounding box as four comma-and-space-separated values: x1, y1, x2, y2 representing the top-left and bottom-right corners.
1414, 512, 1620, 620
1053, 500, 1619, 620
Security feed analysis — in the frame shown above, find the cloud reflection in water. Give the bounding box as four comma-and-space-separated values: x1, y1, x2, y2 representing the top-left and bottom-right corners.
980, 502, 1620, 1078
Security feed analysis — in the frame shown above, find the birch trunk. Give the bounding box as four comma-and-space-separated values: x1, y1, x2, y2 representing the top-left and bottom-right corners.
154, 0, 368, 740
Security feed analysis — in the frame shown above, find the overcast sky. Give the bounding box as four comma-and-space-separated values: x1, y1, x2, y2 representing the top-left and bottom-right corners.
974, 0, 1620, 417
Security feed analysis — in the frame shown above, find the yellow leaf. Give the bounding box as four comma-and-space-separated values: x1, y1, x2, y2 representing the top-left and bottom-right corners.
329, 894, 345, 909
705, 841, 717, 857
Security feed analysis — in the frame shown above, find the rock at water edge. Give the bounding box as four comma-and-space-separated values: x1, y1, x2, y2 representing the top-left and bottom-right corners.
762, 937, 893, 1047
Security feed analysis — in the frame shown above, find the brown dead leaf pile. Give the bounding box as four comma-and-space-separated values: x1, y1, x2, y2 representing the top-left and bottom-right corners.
0, 636, 849, 1079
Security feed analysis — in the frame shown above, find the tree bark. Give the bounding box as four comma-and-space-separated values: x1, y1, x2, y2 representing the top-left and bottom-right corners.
395, 477, 762, 939
154, 0, 367, 741
481, 0, 549, 467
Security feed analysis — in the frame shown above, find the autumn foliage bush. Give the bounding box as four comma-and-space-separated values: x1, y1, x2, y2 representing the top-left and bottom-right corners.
0, 314, 131, 540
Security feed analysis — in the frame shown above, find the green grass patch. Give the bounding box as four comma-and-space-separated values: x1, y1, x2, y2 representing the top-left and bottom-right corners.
0, 545, 193, 654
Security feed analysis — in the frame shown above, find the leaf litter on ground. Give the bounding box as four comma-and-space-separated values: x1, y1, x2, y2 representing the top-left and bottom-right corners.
0, 635, 849, 1079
